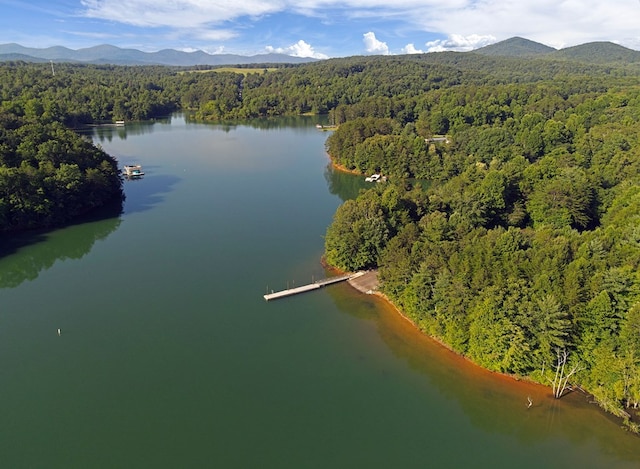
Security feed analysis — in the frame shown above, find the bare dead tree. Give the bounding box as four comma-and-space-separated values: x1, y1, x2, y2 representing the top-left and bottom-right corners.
547, 348, 583, 399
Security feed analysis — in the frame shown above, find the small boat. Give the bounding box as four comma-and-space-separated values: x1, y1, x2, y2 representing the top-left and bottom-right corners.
123, 164, 144, 178
365, 173, 381, 182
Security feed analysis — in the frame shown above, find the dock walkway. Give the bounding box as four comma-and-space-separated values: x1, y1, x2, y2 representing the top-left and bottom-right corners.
264, 272, 365, 301
347, 270, 379, 294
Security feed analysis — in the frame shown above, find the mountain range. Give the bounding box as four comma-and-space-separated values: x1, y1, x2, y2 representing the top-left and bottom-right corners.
1, 38, 640, 67
0, 43, 316, 66
474, 36, 640, 64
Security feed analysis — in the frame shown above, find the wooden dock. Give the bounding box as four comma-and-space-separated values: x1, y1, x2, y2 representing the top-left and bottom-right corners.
264, 272, 365, 301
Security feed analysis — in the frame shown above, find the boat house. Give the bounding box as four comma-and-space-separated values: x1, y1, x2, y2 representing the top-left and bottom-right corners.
123, 164, 144, 178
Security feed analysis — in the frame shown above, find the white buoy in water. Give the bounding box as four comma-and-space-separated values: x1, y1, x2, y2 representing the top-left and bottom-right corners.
57, 328, 61, 336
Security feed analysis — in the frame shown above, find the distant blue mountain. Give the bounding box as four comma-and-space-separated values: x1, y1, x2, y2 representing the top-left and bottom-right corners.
0, 43, 318, 66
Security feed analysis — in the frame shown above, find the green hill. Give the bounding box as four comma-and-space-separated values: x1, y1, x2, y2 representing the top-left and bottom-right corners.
550, 41, 640, 64
473, 37, 556, 57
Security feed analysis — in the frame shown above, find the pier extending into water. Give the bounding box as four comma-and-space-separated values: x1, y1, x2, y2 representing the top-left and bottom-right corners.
264, 271, 365, 301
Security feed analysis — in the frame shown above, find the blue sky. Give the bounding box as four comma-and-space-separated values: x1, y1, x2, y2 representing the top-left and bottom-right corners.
1, 1, 639, 58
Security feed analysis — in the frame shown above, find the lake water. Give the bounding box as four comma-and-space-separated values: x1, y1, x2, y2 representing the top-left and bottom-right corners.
1, 115, 639, 468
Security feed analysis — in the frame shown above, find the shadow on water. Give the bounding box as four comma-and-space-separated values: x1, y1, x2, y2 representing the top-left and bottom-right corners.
0, 166, 180, 288
122, 172, 181, 215
0, 198, 123, 289
327, 284, 640, 464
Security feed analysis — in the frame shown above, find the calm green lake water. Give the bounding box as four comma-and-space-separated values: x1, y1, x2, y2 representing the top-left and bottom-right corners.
1, 115, 639, 468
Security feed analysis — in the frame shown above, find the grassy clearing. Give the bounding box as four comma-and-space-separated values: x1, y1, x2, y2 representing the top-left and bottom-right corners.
181, 67, 277, 76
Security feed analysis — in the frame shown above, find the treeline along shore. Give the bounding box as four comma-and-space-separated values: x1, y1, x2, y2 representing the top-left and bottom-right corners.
1, 39, 640, 430
319, 55, 640, 431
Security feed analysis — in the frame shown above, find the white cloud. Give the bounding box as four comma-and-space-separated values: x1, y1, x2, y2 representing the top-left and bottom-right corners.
80, 0, 280, 28
266, 40, 329, 59
179, 46, 227, 55
208, 46, 227, 55
78, 1, 640, 52
402, 43, 423, 54
363, 32, 389, 55
426, 34, 496, 52
413, 0, 640, 51
194, 29, 239, 42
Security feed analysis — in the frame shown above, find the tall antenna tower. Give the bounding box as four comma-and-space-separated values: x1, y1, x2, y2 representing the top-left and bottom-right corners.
50, 60, 55, 76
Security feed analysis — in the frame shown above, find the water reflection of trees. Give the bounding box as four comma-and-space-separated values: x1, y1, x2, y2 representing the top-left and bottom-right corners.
324, 163, 369, 202
185, 114, 325, 131
82, 113, 327, 139
80, 117, 172, 143
0, 199, 123, 289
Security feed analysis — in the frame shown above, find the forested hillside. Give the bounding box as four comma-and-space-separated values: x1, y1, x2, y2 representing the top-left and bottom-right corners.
318, 56, 640, 431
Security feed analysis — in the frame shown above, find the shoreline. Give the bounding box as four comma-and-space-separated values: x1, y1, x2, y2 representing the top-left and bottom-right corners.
327, 261, 635, 424
322, 156, 551, 386
322, 157, 639, 433
326, 262, 538, 385
330, 160, 363, 176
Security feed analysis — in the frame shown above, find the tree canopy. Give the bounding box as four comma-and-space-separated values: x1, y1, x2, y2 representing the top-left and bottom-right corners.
0, 110, 122, 231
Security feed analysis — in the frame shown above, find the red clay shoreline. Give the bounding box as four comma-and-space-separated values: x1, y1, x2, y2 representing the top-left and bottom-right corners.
330, 160, 362, 176
323, 257, 543, 385
328, 260, 640, 433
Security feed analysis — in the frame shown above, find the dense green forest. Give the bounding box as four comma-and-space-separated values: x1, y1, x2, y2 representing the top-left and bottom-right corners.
0, 112, 122, 231
2, 50, 640, 432
319, 57, 640, 431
